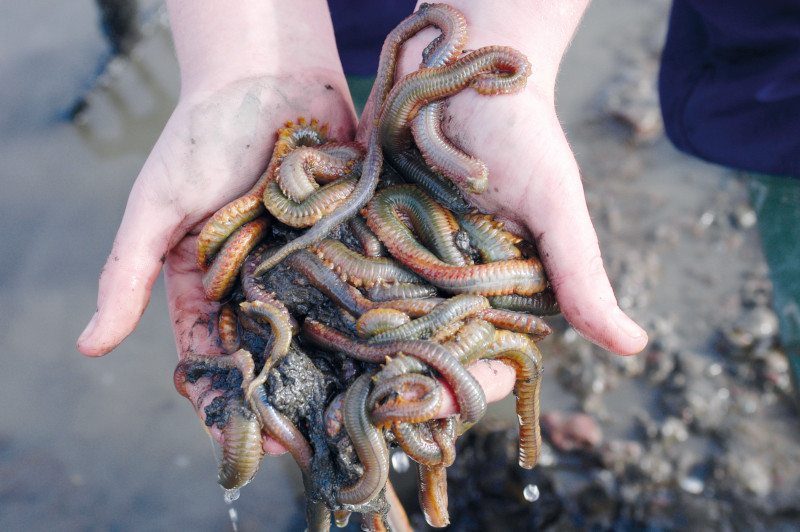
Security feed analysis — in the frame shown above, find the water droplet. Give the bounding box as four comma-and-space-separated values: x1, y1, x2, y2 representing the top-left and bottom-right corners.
224, 488, 241, 503
228, 506, 239, 532
679, 476, 704, 495
523, 483, 540, 502
391, 451, 410, 473
698, 210, 715, 228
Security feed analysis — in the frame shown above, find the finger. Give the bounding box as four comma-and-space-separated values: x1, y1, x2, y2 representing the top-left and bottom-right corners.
163, 236, 221, 357
441, 92, 647, 356
436, 359, 517, 417
523, 135, 648, 356
164, 239, 290, 455
77, 177, 183, 357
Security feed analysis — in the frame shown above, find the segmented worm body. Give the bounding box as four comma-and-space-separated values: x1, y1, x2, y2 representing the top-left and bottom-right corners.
372, 3, 468, 117
429, 318, 466, 343
277, 143, 363, 202
368, 294, 489, 343
356, 308, 411, 339
286, 249, 374, 316
196, 195, 265, 272
313, 238, 423, 287
238, 300, 294, 392
367, 373, 443, 428
414, 418, 457, 528
232, 349, 315, 476
379, 46, 531, 155
387, 150, 471, 214
365, 185, 547, 295
217, 404, 264, 490
478, 307, 553, 340
442, 318, 496, 366
303, 320, 486, 424
304, 496, 332, 532
365, 282, 437, 302
406, 4, 487, 198
379, 352, 430, 379
418, 463, 450, 527
481, 331, 544, 469
171, 353, 265, 491
374, 297, 552, 338
202, 217, 270, 301
410, 101, 488, 195
392, 422, 445, 466
348, 216, 386, 257
338, 373, 390, 505
429, 417, 457, 466
488, 291, 561, 316
218, 303, 242, 353
196, 118, 327, 269
364, 184, 466, 267
456, 212, 523, 262
264, 174, 359, 228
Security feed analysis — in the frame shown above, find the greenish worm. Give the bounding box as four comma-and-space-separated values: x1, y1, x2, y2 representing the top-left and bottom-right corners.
365, 186, 547, 296
480, 330, 544, 469
368, 294, 489, 343
338, 373, 390, 506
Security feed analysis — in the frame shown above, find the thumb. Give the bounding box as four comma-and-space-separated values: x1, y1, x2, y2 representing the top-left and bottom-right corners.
527, 161, 648, 356
77, 178, 183, 357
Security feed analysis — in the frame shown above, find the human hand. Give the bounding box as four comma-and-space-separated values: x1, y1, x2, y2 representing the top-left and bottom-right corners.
76, 70, 517, 455
357, 0, 648, 357
442, 92, 649, 356
76, 70, 363, 441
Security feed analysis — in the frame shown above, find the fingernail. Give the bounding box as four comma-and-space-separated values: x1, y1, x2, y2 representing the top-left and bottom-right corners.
613, 308, 646, 340
79, 312, 99, 343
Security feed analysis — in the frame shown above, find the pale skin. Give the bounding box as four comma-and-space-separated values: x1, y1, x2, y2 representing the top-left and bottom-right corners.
77, 0, 647, 454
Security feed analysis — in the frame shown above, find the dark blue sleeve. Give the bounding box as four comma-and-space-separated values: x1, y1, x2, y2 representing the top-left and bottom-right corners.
328, 0, 416, 76
659, 0, 800, 177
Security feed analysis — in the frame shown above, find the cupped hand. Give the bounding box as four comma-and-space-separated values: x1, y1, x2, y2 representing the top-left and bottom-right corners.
76, 70, 517, 454
358, 14, 649, 357
76, 72, 357, 442
444, 91, 648, 355
78, 72, 358, 358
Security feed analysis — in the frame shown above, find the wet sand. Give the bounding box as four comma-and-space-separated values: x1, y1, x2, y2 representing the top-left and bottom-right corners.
2, 1, 797, 531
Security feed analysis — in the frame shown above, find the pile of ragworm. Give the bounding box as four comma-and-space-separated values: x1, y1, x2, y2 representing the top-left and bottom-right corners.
173, 4, 559, 531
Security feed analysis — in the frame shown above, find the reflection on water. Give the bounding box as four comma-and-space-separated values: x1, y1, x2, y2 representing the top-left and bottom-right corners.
73, 3, 177, 158
75, 48, 177, 158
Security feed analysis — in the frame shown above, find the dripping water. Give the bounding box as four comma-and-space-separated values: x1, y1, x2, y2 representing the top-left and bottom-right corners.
391, 450, 411, 473
522, 483, 540, 502
207, 431, 242, 530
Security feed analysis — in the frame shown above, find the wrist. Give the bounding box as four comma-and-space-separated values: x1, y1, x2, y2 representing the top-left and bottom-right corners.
166, 0, 346, 95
